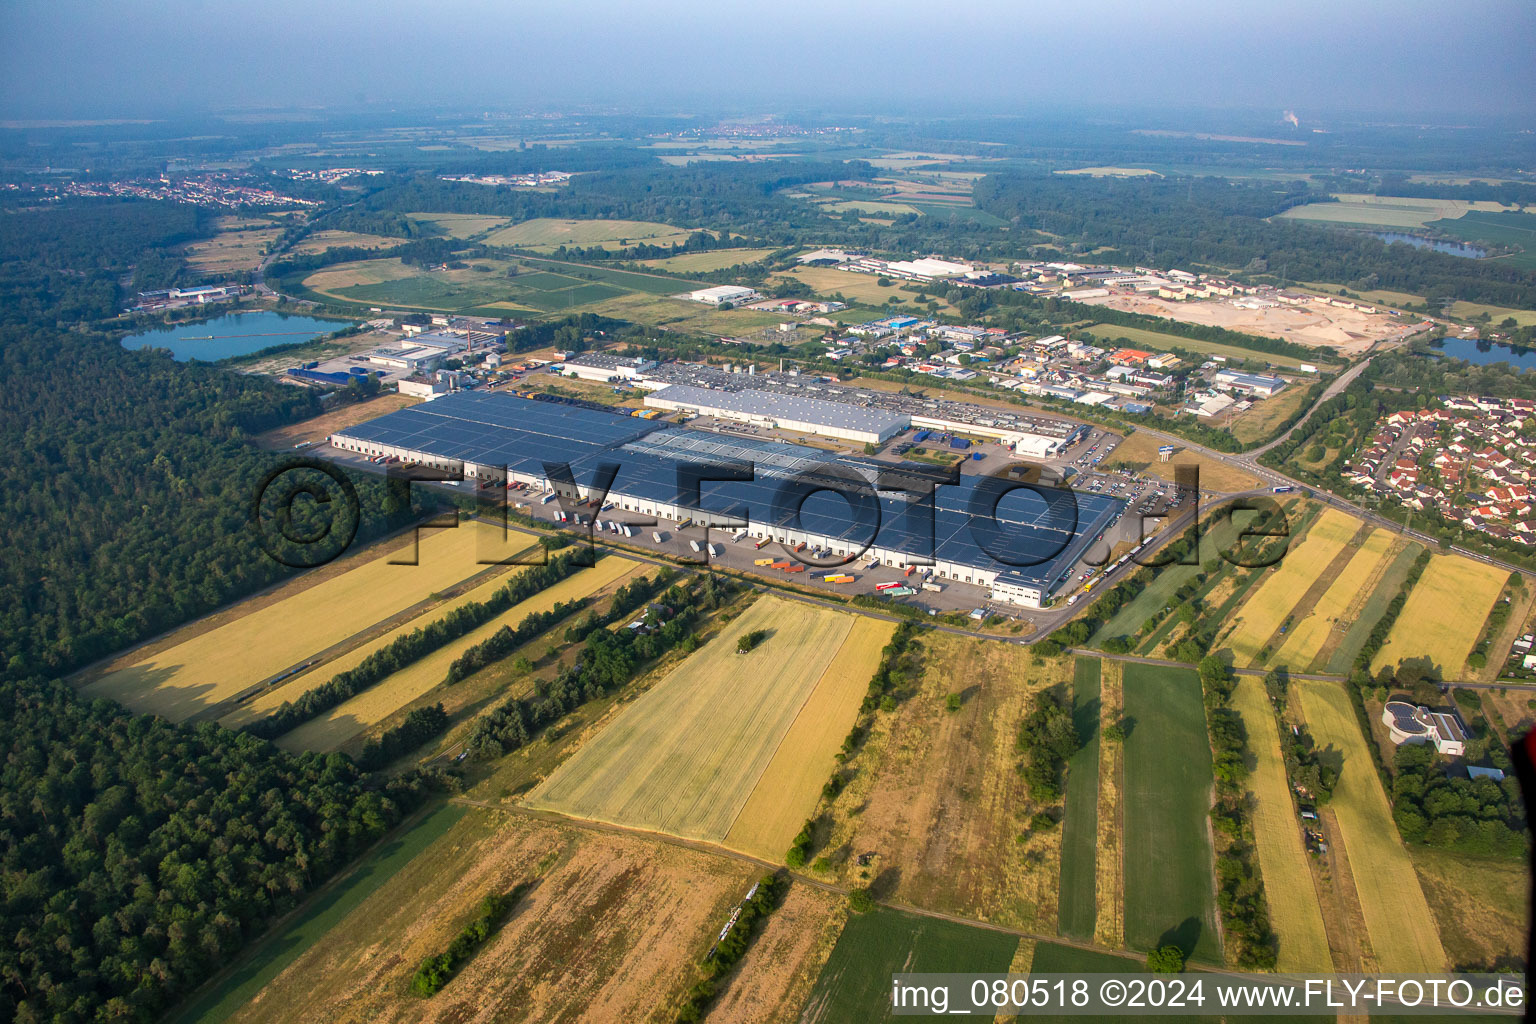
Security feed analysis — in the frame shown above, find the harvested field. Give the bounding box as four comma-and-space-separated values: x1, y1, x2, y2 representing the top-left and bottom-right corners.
768, 265, 957, 312
275, 554, 638, 752
704, 884, 844, 1024
1057, 656, 1101, 942
800, 907, 1018, 1024
1273, 528, 1396, 670
1278, 193, 1515, 230
1229, 678, 1333, 971
403, 212, 511, 238
253, 393, 420, 449
1121, 662, 1220, 963
79, 523, 527, 721
1218, 507, 1359, 665
526, 597, 855, 842
183, 218, 281, 274
219, 807, 754, 1024
1325, 542, 1425, 674
1295, 681, 1446, 972
1371, 555, 1508, 677
288, 230, 403, 255
722, 617, 897, 860
218, 566, 528, 731
815, 639, 1073, 931
637, 247, 778, 272
483, 217, 695, 250
1108, 431, 1263, 493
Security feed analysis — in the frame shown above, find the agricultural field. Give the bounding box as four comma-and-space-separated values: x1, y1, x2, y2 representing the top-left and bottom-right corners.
1120, 663, 1220, 963
1295, 681, 1447, 972
182, 217, 282, 274
218, 565, 528, 731
814, 637, 1073, 930
525, 597, 861, 843
1106, 430, 1262, 493
637, 247, 778, 272
1085, 322, 1325, 371
1217, 506, 1361, 666
1273, 527, 1397, 670
1408, 846, 1529, 972
1057, 657, 1101, 943
78, 522, 526, 721
1370, 554, 1508, 677
1445, 301, 1536, 327
215, 807, 755, 1024
723, 617, 896, 859
1324, 542, 1426, 674
574, 290, 788, 336
1427, 210, 1536, 269
275, 553, 639, 752
1229, 678, 1333, 971
482, 217, 698, 251
1277, 194, 1517, 230
288, 229, 404, 256
820, 199, 922, 216
799, 907, 1019, 1024
703, 884, 845, 1024
403, 212, 511, 238
1227, 384, 1315, 445
768, 264, 956, 312
1056, 166, 1164, 178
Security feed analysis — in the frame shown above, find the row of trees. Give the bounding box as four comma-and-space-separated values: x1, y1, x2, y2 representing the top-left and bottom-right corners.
461, 572, 736, 761
247, 548, 589, 739
1015, 691, 1081, 803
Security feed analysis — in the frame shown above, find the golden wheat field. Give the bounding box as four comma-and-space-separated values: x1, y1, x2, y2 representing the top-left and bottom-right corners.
1220, 507, 1359, 665
1370, 555, 1508, 675
525, 596, 856, 841
722, 617, 897, 860
1273, 528, 1395, 669
1296, 681, 1446, 972
217, 566, 532, 731
1230, 678, 1333, 971
275, 554, 640, 753
79, 523, 529, 722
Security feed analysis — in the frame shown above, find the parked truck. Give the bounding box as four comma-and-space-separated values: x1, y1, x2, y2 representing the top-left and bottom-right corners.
921, 581, 944, 593
540, 492, 557, 505
689, 540, 703, 553
652, 531, 665, 543
754, 537, 772, 550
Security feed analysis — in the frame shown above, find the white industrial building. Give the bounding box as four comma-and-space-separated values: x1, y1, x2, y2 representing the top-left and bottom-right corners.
687, 285, 759, 306
1212, 369, 1286, 396
644, 384, 907, 444
559, 352, 659, 382
364, 332, 467, 373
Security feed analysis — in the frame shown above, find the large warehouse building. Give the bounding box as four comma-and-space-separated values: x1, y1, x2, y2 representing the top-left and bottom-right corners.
330, 392, 1122, 606
643, 383, 907, 444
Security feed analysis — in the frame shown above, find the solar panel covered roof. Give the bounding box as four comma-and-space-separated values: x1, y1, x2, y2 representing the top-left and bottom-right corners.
337, 391, 1122, 587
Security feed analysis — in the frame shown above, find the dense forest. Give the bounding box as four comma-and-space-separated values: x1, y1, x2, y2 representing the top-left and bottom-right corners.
973, 173, 1536, 307
0, 205, 434, 1022
0, 677, 441, 1021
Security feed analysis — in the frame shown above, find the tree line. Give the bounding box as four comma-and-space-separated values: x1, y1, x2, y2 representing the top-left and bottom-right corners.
246, 548, 588, 740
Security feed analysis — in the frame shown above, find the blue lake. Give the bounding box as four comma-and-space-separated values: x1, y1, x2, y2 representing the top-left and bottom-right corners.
121, 311, 351, 361
1369, 231, 1488, 259
1432, 335, 1536, 371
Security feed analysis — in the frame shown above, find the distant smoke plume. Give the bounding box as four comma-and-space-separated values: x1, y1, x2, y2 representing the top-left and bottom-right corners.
1282, 109, 1300, 128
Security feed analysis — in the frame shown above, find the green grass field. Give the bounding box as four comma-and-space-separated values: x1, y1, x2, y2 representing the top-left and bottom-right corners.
1058, 657, 1101, 942
1091, 511, 1249, 646
1086, 323, 1324, 370
169, 802, 467, 1024
638, 247, 779, 272
512, 255, 700, 294
482, 217, 697, 250
802, 907, 1019, 1023
1121, 663, 1221, 964
1428, 211, 1536, 269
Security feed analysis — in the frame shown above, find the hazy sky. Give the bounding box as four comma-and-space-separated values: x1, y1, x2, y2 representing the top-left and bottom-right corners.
3, 0, 1533, 120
